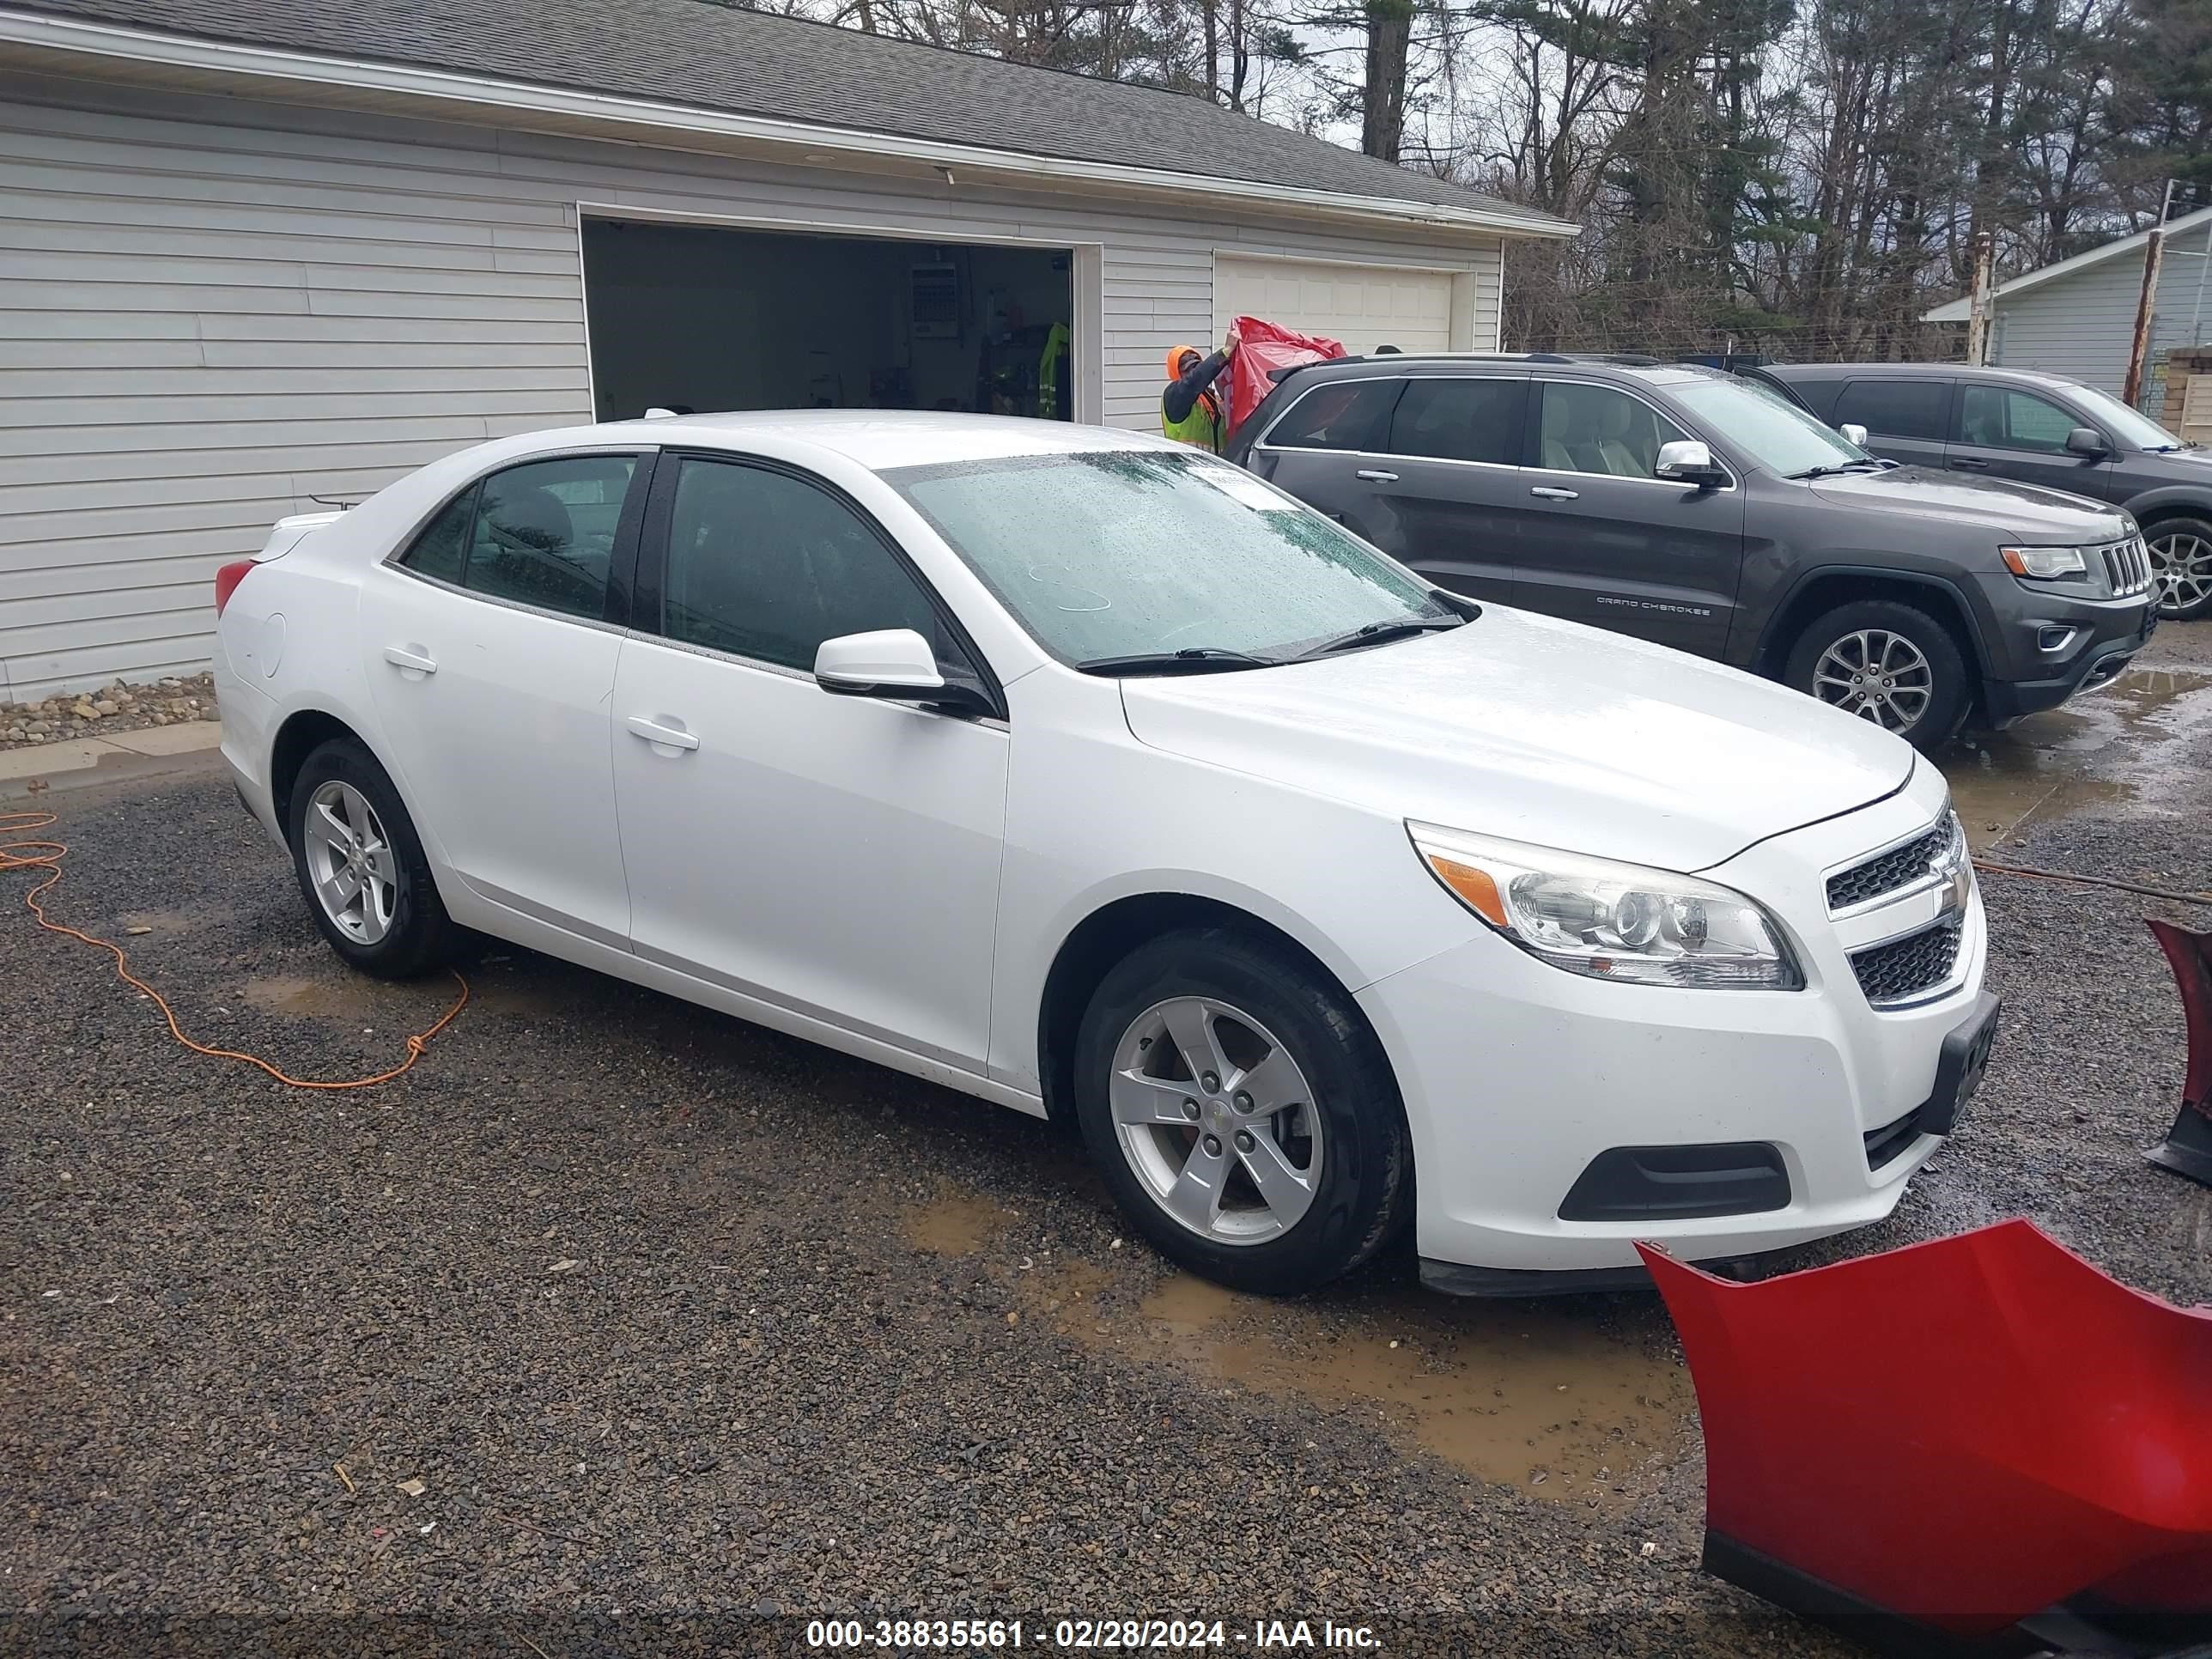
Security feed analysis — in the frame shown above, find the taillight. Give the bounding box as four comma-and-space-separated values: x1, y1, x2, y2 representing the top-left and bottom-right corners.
214, 559, 255, 617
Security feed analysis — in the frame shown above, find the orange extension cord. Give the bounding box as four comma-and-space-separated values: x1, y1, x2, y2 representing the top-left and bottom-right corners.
1, 806, 468, 1089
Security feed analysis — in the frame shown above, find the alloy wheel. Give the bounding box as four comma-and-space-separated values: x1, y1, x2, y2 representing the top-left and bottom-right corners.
303, 779, 398, 945
2148, 530, 2212, 617
1108, 995, 1322, 1246
1812, 629, 1934, 732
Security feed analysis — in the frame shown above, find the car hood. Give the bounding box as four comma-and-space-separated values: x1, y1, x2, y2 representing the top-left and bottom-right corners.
1119, 607, 1914, 873
1806, 465, 2130, 538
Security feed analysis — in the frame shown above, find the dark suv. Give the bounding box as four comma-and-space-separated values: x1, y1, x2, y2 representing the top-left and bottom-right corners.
1746, 361, 2211, 620
1225, 354, 2157, 748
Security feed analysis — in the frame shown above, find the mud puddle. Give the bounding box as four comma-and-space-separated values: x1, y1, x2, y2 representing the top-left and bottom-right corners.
1941, 661, 2212, 848
891, 1185, 1692, 1504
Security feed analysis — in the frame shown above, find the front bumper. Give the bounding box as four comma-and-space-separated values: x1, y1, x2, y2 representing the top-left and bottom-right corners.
1978, 585, 2155, 725
1359, 764, 1986, 1279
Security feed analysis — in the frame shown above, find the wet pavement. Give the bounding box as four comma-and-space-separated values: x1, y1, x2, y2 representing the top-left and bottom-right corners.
4, 625, 2209, 1653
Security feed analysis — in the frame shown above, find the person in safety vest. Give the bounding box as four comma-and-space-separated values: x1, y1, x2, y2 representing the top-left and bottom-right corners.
1160, 324, 1241, 451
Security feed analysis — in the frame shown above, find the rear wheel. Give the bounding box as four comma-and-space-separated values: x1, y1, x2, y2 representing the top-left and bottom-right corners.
2145, 516, 2212, 620
287, 738, 459, 980
1784, 599, 1970, 750
1071, 927, 1410, 1295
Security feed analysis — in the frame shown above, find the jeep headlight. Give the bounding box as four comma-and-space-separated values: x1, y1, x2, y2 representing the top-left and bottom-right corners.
1409, 822, 1803, 990
2001, 545, 2089, 579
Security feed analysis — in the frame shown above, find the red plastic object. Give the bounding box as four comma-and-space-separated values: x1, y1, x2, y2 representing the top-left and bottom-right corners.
2144, 919, 2212, 1187
1638, 1223, 2212, 1653
1225, 315, 1345, 437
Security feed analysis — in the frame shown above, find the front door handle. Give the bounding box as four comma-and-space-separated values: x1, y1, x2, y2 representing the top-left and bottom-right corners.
1354, 468, 1398, 483
626, 715, 700, 752
1949, 457, 1992, 471
381, 644, 437, 677
1529, 485, 1581, 501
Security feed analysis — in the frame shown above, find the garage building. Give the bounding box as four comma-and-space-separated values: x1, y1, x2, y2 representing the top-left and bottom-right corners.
0, 0, 1574, 699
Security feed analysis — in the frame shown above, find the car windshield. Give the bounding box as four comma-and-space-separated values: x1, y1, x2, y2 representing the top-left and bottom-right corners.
2071, 384, 2190, 450
1668, 374, 1875, 477
887, 448, 1453, 668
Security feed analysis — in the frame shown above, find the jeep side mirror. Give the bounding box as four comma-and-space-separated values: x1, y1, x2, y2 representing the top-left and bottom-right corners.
1838, 422, 1869, 447
1655, 439, 1728, 489
2065, 426, 2110, 459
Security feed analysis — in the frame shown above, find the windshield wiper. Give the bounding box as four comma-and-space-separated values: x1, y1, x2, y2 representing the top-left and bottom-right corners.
1077, 647, 1280, 677
1291, 615, 1466, 660
1789, 460, 1884, 480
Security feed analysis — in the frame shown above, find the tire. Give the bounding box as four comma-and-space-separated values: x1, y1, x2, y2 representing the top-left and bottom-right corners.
2145, 514, 2212, 621
1783, 599, 1971, 750
1071, 926, 1411, 1296
286, 737, 459, 980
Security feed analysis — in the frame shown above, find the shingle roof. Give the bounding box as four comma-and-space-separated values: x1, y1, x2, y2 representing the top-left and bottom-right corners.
16, 0, 1570, 229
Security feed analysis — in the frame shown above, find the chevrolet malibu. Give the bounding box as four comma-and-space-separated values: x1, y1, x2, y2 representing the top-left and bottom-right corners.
213, 412, 1996, 1296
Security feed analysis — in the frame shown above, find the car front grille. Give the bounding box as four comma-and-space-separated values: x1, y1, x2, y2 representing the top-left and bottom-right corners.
1850, 917, 1966, 1007
2100, 536, 2152, 598
1826, 817, 1959, 912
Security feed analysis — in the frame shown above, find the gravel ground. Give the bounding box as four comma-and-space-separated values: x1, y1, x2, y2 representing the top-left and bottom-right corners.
4, 633, 2209, 1657
0, 673, 216, 749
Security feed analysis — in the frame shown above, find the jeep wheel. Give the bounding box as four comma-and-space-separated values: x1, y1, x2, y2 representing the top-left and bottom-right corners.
2146, 517, 2212, 621
1784, 600, 1970, 750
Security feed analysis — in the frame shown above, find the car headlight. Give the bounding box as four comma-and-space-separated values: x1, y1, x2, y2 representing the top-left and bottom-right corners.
1407, 822, 1803, 990
2001, 545, 2088, 579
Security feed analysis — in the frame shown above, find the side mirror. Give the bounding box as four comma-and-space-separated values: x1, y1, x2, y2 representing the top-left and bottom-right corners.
1838, 422, 1869, 447
1655, 439, 1728, 489
814, 629, 994, 715
2065, 425, 2110, 459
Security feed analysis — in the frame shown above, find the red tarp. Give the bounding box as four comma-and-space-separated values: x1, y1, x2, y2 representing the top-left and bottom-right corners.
1226, 316, 1346, 437
1639, 1221, 2212, 1650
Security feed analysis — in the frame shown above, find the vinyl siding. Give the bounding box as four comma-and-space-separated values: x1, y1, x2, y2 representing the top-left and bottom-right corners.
0, 70, 1505, 699
1991, 218, 2212, 396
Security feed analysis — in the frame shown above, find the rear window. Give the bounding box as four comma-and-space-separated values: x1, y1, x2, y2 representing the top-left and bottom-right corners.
1387, 378, 1524, 465
1834, 379, 1950, 441
1259, 380, 1400, 453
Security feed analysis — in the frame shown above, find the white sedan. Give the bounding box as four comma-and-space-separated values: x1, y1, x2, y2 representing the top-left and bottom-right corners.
212, 411, 1996, 1295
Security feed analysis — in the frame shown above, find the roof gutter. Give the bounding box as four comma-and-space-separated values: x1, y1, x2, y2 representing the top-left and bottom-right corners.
0, 9, 1580, 241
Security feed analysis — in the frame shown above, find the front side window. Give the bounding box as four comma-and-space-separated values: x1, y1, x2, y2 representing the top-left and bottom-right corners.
1834, 379, 1950, 441
659, 458, 945, 672
1388, 378, 1525, 465
1261, 380, 1401, 452
1958, 386, 2081, 453
889, 448, 1449, 666
398, 454, 636, 622
1536, 382, 1688, 479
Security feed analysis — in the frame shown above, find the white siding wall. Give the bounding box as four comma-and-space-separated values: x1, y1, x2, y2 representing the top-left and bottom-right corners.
1991, 220, 2212, 396
0, 70, 1505, 699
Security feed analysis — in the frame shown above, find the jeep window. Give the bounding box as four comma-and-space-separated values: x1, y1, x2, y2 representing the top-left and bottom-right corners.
1666, 374, 1873, 477
1389, 378, 1526, 465
2069, 384, 2189, 452
1958, 386, 2081, 453
1535, 383, 1687, 477
1833, 379, 1950, 441
1261, 380, 1401, 453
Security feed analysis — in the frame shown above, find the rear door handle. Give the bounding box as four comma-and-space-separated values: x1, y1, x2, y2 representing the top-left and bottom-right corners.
1529, 485, 1580, 501
381, 644, 436, 676
1354, 469, 1398, 483
626, 715, 700, 752
1948, 457, 1991, 471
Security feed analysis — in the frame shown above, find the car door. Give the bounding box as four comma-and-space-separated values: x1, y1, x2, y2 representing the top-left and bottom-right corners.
1946, 382, 2116, 497
357, 450, 647, 945
1355, 374, 1530, 605
1829, 376, 1954, 469
1514, 379, 1746, 656
1241, 375, 1407, 526
611, 451, 1009, 1073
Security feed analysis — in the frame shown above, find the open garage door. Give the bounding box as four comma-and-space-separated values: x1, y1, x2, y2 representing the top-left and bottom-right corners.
1215, 253, 1455, 356
583, 219, 1075, 423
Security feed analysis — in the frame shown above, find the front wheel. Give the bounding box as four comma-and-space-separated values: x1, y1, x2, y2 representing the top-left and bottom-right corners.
287, 738, 459, 980
1783, 599, 1970, 750
2145, 516, 2212, 620
1071, 927, 1411, 1296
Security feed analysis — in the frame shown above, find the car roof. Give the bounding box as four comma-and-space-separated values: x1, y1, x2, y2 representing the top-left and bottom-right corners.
1757, 362, 2097, 394
1287, 352, 1727, 388
570, 409, 1191, 472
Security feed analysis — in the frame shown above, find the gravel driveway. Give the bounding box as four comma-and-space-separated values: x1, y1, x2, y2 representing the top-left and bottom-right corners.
5, 629, 2209, 1656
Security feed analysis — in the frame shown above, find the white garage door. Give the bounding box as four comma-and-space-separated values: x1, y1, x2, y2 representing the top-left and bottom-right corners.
1215, 254, 1455, 356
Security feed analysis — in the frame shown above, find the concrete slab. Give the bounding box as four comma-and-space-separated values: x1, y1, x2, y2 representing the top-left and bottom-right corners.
100, 721, 222, 757
0, 738, 121, 781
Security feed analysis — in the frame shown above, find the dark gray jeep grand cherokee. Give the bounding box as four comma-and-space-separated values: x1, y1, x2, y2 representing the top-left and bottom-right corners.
1226, 354, 2156, 749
